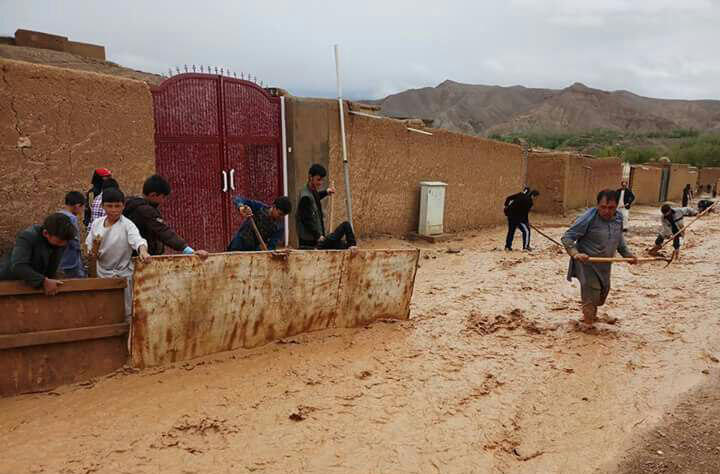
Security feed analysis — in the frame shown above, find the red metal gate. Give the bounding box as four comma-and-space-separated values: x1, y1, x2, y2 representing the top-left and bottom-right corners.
151, 74, 283, 252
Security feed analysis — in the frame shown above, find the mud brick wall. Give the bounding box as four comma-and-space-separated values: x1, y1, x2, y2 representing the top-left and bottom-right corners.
630, 165, 662, 204
698, 167, 720, 191
287, 98, 524, 238
587, 157, 622, 201
0, 58, 155, 252
527, 153, 568, 214
667, 164, 693, 202
565, 154, 592, 210
331, 109, 524, 236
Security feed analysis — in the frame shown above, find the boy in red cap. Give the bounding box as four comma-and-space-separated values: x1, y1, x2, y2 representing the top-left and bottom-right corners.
84, 168, 113, 226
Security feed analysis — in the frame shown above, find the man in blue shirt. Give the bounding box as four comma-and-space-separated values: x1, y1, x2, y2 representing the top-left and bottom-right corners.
227, 196, 291, 251
561, 189, 637, 326
58, 191, 87, 278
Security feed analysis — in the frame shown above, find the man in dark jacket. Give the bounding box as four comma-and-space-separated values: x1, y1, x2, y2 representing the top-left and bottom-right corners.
682, 184, 693, 207
227, 196, 291, 251
123, 175, 208, 258
504, 189, 539, 251
0, 213, 76, 295
296, 164, 356, 250
616, 181, 635, 231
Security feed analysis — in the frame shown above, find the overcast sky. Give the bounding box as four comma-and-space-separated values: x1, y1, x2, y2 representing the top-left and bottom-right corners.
3, 0, 720, 100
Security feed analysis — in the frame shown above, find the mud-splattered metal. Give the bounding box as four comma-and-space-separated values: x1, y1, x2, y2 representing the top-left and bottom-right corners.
130, 249, 420, 368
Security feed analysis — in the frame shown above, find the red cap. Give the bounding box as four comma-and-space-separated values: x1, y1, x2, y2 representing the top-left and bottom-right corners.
95, 168, 112, 177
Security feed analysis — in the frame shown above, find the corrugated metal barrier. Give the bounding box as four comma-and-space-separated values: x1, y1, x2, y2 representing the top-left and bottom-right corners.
131, 250, 419, 368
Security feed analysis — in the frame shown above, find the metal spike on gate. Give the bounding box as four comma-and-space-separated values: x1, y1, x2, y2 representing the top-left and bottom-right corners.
214, 66, 218, 74
200, 65, 204, 73
233, 72, 237, 78
192, 64, 196, 73
220, 68, 224, 76
176, 66, 180, 74
168, 68, 173, 77
260, 80, 264, 87
184, 64, 188, 73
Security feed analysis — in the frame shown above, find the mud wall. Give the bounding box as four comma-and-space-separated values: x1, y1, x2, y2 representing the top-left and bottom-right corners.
0, 58, 155, 251
667, 164, 694, 202
565, 154, 592, 210
587, 157, 622, 199
629, 165, 662, 204
698, 167, 720, 191
13, 29, 105, 60
526, 153, 568, 214
287, 98, 524, 237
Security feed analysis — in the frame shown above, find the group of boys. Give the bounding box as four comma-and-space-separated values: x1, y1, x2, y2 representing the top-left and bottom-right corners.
0, 163, 355, 315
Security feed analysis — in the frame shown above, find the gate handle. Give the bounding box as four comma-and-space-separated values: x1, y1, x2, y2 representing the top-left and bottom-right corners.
222, 170, 228, 192
229, 169, 235, 191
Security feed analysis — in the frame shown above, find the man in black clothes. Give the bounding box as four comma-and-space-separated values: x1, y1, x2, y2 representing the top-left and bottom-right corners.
682, 184, 693, 207
124, 175, 208, 258
0, 213, 77, 295
296, 164, 356, 250
617, 180, 635, 231
504, 189, 539, 251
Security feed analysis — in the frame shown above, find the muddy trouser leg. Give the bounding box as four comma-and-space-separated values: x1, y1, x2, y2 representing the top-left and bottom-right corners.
505, 219, 518, 249
318, 221, 356, 250
123, 277, 133, 322
580, 272, 609, 323
519, 221, 530, 249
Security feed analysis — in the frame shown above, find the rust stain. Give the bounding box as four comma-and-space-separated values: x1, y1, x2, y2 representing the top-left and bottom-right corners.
130, 250, 419, 367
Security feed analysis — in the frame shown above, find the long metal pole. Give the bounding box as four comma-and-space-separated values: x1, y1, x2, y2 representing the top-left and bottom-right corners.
280, 96, 289, 247
334, 44, 354, 230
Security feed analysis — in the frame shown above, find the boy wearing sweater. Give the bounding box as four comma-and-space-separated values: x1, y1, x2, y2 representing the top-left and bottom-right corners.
86, 188, 149, 319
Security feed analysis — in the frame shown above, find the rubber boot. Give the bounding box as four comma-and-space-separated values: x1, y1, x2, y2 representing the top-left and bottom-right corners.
581, 303, 598, 325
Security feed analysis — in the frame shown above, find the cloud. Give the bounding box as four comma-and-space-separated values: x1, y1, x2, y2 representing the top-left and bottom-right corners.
2, 0, 720, 100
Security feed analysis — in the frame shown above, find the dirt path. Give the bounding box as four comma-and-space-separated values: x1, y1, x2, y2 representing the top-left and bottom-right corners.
1, 206, 718, 474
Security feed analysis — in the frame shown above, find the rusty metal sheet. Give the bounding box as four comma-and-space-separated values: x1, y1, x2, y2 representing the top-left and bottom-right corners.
0, 278, 128, 397
130, 249, 419, 368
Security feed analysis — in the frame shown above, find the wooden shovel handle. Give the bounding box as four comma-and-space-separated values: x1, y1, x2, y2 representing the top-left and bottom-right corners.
249, 216, 268, 251
587, 257, 662, 263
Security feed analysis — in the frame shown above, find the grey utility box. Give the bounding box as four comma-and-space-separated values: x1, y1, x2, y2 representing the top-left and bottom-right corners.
418, 181, 447, 236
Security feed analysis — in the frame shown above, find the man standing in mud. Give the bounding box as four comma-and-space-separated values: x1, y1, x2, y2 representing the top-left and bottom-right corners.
561, 189, 638, 326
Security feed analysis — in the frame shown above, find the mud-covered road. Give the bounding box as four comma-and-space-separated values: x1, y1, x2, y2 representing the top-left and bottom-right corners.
1, 205, 718, 473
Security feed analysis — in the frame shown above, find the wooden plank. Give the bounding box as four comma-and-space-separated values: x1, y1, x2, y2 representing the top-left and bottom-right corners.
0, 285, 126, 334
0, 323, 129, 350
0, 278, 126, 296
0, 337, 128, 397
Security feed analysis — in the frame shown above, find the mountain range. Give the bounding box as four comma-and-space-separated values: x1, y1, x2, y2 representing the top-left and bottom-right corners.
375, 80, 720, 137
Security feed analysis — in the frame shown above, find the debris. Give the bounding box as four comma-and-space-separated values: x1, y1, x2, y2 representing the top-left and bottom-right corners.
289, 405, 317, 422
446, 248, 462, 254
356, 370, 372, 380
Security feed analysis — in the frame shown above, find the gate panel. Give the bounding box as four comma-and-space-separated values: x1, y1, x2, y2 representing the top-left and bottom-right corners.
152, 74, 284, 252
153, 76, 220, 138
223, 80, 280, 138
156, 142, 226, 251
225, 143, 282, 244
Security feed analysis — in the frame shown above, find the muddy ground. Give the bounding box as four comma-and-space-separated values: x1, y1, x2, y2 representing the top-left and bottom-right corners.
1, 205, 718, 473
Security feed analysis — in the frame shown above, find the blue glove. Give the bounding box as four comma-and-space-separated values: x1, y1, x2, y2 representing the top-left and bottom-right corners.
182, 246, 194, 255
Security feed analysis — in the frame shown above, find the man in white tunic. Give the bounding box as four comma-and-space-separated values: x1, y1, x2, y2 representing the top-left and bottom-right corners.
86, 188, 150, 319
616, 181, 635, 232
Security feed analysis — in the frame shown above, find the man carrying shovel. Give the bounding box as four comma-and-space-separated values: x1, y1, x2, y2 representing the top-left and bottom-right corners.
561, 189, 638, 326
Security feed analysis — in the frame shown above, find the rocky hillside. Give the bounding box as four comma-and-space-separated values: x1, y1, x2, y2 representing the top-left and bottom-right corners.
377, 80, 720, 136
